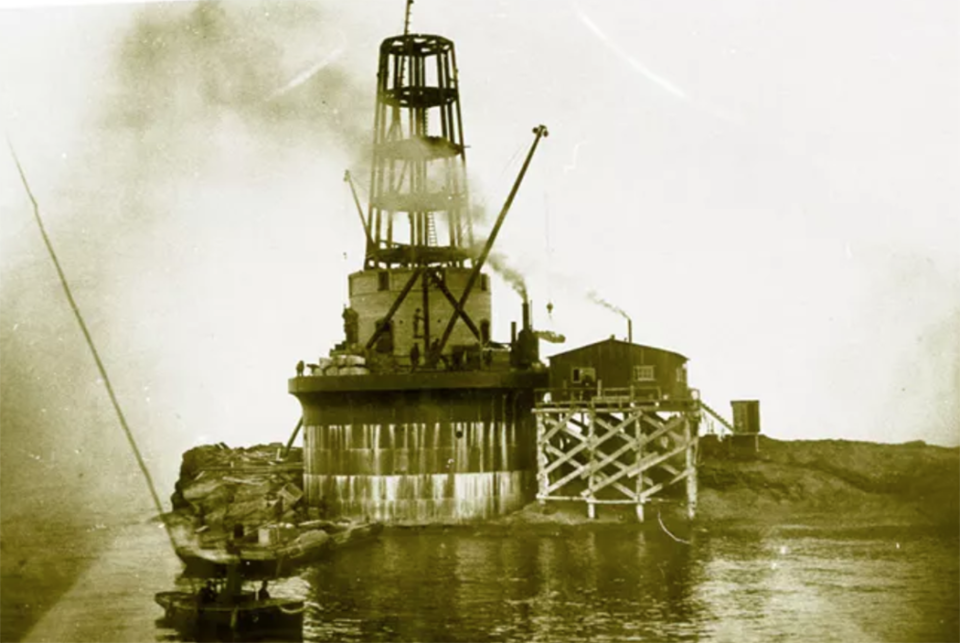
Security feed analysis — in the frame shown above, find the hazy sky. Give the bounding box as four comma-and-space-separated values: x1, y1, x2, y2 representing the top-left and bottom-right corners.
1, 0, 958, 499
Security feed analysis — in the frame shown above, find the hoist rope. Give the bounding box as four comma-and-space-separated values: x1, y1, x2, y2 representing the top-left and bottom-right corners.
8, 140, 178, 555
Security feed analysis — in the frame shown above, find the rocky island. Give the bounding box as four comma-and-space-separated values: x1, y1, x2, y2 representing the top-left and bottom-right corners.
167, 436, 959, 532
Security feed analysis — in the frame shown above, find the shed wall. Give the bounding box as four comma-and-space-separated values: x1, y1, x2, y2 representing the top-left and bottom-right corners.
548, 341, 688, 399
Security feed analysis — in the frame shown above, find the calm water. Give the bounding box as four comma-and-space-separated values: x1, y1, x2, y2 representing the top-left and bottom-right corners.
11, 520, 959, 642
299, 524, 958, 643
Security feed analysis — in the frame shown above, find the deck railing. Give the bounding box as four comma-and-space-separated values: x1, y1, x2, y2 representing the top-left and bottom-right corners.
535, 386, 701, 411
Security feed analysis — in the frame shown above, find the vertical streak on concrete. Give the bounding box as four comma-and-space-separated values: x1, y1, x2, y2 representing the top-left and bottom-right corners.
686, 415, 698, 520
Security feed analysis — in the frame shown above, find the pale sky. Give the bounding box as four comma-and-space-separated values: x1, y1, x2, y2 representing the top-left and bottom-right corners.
1, 0, 957, 496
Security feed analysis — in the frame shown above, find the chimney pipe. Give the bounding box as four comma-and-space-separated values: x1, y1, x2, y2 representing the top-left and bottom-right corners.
522, 300, 530, 331
511, 321, 517, 344
627, 317, 633, 344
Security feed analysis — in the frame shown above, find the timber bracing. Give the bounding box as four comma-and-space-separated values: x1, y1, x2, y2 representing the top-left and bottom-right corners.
533, 397, 699, 520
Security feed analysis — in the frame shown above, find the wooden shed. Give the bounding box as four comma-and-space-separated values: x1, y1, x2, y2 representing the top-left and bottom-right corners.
547, 338, 690, 401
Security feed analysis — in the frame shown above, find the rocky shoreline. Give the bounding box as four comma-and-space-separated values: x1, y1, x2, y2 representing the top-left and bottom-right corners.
166, 436, 959, 533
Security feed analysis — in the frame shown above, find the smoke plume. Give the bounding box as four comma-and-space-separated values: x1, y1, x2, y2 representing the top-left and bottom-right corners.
485, 251, 528, 301
1, 1, 376, 513
587, 289, 630, 320
111, 2, 370, 159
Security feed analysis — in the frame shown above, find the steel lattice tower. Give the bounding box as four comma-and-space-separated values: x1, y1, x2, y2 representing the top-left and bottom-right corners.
366, 34, 472, 269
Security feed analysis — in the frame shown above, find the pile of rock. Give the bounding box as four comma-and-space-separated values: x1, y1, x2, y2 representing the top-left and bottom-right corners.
169, 443, 306, 548
305, 353, 368, 376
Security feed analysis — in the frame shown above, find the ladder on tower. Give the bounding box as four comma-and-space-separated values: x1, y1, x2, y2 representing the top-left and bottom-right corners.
426, 213, 437, 246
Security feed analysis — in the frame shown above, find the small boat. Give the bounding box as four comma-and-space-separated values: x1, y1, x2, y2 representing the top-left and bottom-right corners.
158, 519, 383, 639
155, 580, 304, 642
173, 520, 384, 579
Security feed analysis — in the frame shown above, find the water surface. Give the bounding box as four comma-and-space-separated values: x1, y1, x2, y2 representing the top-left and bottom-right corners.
302, 524, 958, 643
7, 519, 957, 642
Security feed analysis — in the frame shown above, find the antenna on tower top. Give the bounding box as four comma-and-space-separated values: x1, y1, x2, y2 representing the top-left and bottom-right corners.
403, 0, 414, 36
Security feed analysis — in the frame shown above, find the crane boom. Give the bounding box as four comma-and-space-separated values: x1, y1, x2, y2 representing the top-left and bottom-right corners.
429, 124, 549, 363
344, 170, 374, 250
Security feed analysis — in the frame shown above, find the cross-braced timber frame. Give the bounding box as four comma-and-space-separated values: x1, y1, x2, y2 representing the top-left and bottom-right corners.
533, 392, 699, 520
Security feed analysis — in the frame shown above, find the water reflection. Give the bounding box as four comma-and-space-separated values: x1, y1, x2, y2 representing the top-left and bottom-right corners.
693, 526, 960, 643
299, 525, 958, 643
303, 527, 706, 642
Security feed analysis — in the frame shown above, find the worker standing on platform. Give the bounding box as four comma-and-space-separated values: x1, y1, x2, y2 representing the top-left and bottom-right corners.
410, 342, 421, 369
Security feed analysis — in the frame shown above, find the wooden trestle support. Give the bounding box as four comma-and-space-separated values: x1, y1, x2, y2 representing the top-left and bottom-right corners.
533, 393, 699, 520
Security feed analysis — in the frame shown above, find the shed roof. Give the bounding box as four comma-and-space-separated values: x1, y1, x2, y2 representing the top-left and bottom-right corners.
548, 337, 688, 362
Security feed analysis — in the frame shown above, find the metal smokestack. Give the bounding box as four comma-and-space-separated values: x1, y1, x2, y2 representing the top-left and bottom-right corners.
513, 299, 539, 369
511, 321, 517, 344
627, 317, 633, 344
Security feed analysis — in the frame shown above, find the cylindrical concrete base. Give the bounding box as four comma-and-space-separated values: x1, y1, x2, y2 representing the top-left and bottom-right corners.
293, 377, 544, 524
304, 468, 532, 523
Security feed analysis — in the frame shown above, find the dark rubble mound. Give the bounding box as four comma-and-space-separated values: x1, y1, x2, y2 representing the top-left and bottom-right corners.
170, 443, 307, 548
698, 436, 960, 526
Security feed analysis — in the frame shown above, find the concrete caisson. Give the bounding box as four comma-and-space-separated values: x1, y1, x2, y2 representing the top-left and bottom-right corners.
290, 371, 545, 523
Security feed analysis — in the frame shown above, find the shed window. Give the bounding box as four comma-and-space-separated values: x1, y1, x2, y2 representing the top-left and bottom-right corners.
634, 365, 655, 381
676, 366, 687, 384
571, 367, 596, 384
378, 271, 390, 291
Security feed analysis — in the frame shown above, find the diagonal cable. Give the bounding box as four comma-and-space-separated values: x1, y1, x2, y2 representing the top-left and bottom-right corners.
7, 139, 177, 554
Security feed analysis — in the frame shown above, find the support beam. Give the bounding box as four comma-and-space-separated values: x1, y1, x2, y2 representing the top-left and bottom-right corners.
636, 442, 690, 473
636, 416, 684, 451
639, 468, 691, 502
428, 269, 482, 341
586, 411, 597, 517
421, 265, 431, 354
686, 419, 699, 519
586, 447, 648, 496
534, 406, 699, 517
431, 125, 548, 363
543, 440, 590, 483
282, 417, 303, 460
636, 414, 644, 522
536, 414, 548, 506
537, 411, 574, 445
364, 267, 424, 350
344, 170, 374, 251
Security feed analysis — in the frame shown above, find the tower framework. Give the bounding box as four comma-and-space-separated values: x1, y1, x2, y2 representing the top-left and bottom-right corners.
289, 27, 551, 525
366, 34, 472, 269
